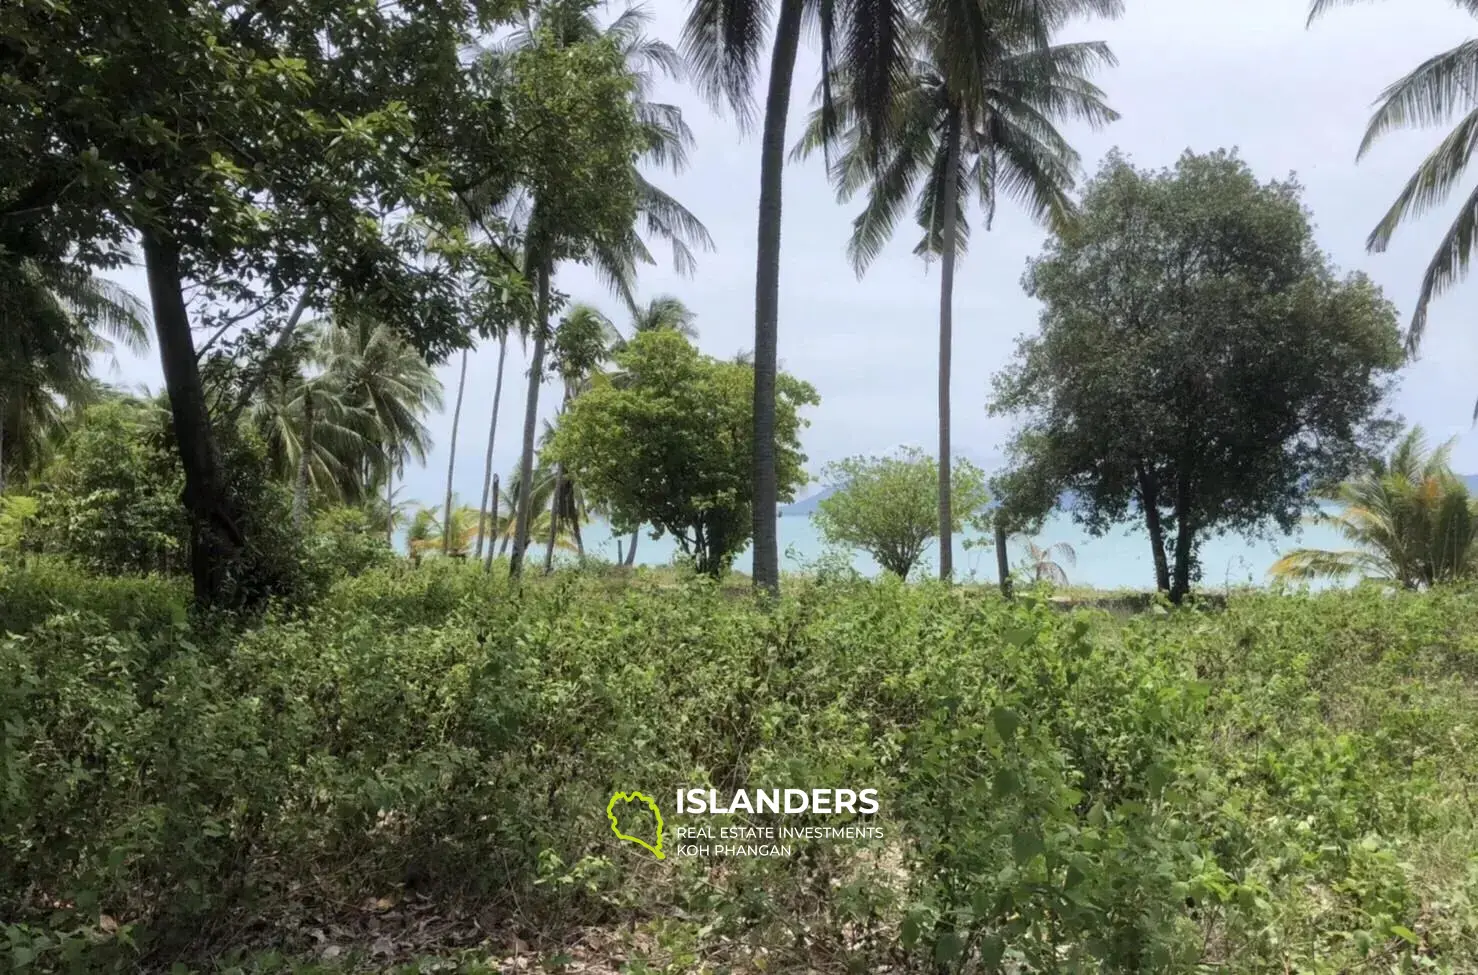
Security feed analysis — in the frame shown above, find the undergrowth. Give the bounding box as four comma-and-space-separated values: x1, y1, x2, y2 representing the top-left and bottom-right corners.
1, 558, 1475, 972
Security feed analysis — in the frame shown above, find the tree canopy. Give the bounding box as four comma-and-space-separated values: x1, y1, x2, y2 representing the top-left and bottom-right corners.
990, 149, 1406, 602
812, 447, 989, 578
547, 329, 817, 576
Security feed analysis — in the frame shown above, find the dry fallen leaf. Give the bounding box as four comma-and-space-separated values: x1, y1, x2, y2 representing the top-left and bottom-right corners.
98, 915, 119, 934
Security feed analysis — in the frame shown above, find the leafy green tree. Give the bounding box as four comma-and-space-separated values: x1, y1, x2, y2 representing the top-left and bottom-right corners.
1272, 427, 1478, 589
812, 447, 989, 578
795, 5, 1117, 582
2, 0, 524, 605
548, 330, 817, 576
991, 150, 1406, 603
1308, 0, 1478, 350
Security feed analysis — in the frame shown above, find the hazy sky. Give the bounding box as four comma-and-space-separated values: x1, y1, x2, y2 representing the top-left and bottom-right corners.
98, 0, 1478, 511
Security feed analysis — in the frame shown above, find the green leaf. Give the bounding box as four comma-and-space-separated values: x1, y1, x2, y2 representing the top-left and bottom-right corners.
990, 707, 1021, 743
1390, 925, 1419, 945
992, 767, 1021, 799
979, 936, 1006, 970
901, 916, 920, 949
1012, 830, 1044, 865
933, 932, 963, 964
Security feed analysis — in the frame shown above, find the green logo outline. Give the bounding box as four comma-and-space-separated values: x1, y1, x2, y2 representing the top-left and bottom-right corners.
607, 791, 665, 859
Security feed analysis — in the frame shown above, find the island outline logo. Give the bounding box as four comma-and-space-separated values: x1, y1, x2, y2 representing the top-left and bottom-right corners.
606, 790, 665, 859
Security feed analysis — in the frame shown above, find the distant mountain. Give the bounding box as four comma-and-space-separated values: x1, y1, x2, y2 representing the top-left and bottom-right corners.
779, 485, 840, 516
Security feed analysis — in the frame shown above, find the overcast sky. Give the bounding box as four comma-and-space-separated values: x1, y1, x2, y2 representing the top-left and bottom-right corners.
98, 0, 1478, 509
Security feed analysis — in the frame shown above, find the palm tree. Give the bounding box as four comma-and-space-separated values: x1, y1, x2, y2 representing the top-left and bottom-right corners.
407, 498, 486, 560
795, 6, 1117, 582
308, 313, 441, 540
248, 353, 370, 509
609, 294, 698, 564
0, 258, 150, 490
544, 303, 620, 571
492, 0, 711, 579
1308, 0, 1478, 351
443, 349, 470, 556
475, 330, 511, 563
1013, 534, 1077, 585
1271, 427, 1478, 589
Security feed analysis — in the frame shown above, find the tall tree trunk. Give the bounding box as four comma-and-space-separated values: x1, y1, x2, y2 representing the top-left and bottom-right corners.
510, 259, 551, 578
141, 228, 241, 606
937, 106, 963, 583
624, 528, 639, 566
544, 464, 563, 573
0, 398, 7, 495
443, 349, 469, 556
483, 474, 500, 572
292, 386, 314, 528
750, 0, 805, 596
386, 467, 395, 547
475, 332, 509, 558
994, 518, 1013, 599
1170, 469, 1194, 604
1135, 463, 1171, 593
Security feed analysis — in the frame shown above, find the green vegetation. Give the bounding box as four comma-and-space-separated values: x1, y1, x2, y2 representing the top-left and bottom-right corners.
1, 562, 1475, 972
990, 150, 1406, 604
548, 330, 818, 576
812, 448, 990, 578
8, 0, 1478, 970
1272, 427, 1478, 589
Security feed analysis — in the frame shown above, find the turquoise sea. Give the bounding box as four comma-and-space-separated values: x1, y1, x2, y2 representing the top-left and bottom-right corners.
565, 506, 1353, 590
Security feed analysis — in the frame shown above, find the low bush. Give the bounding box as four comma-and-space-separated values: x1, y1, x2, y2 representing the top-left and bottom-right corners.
0, 565, 1474, 972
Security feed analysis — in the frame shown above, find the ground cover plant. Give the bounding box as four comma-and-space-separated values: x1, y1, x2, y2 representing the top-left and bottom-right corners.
1, 559, 1475, 973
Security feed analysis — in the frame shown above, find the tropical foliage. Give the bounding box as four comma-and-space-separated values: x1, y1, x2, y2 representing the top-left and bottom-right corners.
812, 447, 990, 578
1272, 427, 1478, 588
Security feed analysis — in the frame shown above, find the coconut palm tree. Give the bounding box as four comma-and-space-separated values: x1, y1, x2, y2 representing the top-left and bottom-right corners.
1013, 534, 1077, 585
247, 352, 370, 510
442, 350, 470, 556
795, 6, 1117, 582
1308, 0, 1478, 351
1271, 427, 1478, 589
489, 0, 712, 579
0, 258, 150, 490
544, 304, 620, 571
311, 312, 442, 503
608, 294, 699, 564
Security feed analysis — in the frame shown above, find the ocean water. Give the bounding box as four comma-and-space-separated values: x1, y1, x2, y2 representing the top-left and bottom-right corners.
567, 508, 1354, 590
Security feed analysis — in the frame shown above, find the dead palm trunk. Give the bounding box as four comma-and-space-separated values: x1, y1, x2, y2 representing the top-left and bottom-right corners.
292, 386, 314, 528
475, 332, 509, 558
141, 228, 241, 606
937, 105, 962, 583
510, 257, 551, 579
442, 349, 469, 556
750, 0, 805, 596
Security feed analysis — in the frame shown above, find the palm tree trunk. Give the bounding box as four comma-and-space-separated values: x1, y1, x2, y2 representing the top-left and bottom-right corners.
994, 518, 1013, 599
483, 474, 500, 572
386, 468, 395, 548
475, 332, 509, 558
141, 228, 242, 606
624, 528, 639, 566
750, 0, 805, 596
292, 387, 314, 528
442, 349, 469, 556
937, 106, 963, 583
544, 463, 563, 573
510, 258, 551, 579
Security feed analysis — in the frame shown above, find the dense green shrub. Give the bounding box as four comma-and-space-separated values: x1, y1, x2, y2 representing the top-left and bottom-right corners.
0, 566, 1475, 972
